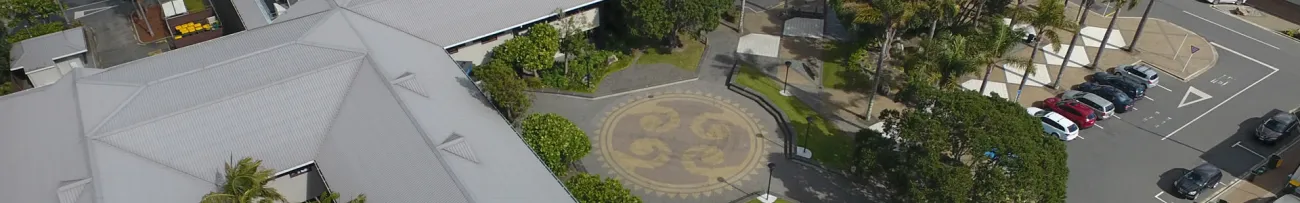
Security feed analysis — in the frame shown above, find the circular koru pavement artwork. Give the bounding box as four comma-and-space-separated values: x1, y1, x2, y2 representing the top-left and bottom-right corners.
594, 90, 769, 199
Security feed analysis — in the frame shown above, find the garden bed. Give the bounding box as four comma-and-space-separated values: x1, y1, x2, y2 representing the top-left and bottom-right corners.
733, 64, 853, 169
1280, 29, 1300, 42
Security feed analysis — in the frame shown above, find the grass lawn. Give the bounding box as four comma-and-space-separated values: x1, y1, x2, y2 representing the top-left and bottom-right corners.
818, 42, 856, 88
183, 0, 206, 13
732, 64, 854, 169
635, 38, 705, 72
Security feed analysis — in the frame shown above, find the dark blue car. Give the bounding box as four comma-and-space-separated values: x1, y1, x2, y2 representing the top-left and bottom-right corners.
1078, 82, 1135, 113
1090, 72, 1147, 100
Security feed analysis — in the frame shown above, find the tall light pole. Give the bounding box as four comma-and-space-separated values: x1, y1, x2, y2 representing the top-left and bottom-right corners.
757, 162, 778, 203
779, 61, 793, 96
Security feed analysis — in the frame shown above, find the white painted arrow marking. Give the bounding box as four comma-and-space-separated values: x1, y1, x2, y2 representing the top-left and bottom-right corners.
73, 6, 116, 19
1178, 86, 1213, 108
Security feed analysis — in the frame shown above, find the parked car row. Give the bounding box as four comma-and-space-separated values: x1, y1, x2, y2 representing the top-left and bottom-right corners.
1025, 64, 1160, 141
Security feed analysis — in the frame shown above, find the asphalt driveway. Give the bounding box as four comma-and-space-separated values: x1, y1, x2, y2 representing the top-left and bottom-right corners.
65, 0, 169, 68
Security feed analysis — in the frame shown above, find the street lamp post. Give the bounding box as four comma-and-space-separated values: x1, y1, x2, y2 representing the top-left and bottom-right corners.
779, 61, 793, 96
757, 162, 777, 203
802, 116, 813, 146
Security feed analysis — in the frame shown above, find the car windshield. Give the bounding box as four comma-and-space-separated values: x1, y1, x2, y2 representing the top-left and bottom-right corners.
1033, 111, 1050, 117
1087, 113, 1096, 119
1067, 124, 1078, 132
1266, 120, 1289, 131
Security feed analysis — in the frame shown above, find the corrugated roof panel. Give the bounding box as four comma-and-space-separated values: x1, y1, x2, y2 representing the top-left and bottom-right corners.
83, 13, 328, 85
76, 82, 141, 134
299, 12, 367, 52
96, 45, 363, 134
346, 0, 598, 45
56, 178, 90, 203
93, 60, 361, 183
392, 73, 428, 98
315, 62, 472, 203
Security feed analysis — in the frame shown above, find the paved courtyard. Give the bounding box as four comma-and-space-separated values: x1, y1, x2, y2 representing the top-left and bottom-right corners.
592, 90, 775, 199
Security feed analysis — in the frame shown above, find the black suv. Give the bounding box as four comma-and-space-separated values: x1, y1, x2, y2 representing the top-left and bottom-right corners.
1077, 83, 1135, 113
1256, 110, 1298, 144
1090, 72, 1147, 100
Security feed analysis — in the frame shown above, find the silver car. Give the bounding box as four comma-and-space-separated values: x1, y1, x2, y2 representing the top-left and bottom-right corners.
1114, 64, 1160, 88
1061, 90, 1116, 119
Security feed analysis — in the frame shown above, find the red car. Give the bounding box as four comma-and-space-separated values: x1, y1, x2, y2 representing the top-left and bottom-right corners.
1044, 98, 1097, 128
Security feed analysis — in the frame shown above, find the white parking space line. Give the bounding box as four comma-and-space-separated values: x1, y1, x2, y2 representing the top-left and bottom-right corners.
1154, 192, 1169, 203
1183, 11, 1281, 50
1094, 124, 1104, 129
1205, 178, 1244, 202
1163, 43, 1279, 140
1154, 84, 1173, 92
1112, 114, 1122, 119
1144, 96, 1156, 101
1232, 141, 1268, 158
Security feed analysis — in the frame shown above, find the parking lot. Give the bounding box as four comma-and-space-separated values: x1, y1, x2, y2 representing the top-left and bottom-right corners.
1061, 44, 1300, 203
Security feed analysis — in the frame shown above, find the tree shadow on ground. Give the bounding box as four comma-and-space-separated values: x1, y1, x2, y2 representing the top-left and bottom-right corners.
765, 153, 883, 203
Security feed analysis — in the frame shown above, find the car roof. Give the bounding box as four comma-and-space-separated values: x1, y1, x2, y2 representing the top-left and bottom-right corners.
1128, 64, 1159, 76
1058, 100, 1094, 113
1028, 107, 1075, 126
1068, 91, 1114, 107
1192, 163, 1220, 176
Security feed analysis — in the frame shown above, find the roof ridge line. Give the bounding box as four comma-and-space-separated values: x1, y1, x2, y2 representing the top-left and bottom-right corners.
338, 9, 446, 47
146, 43, 299, 86
83, 84, 147, 136
310, 56, 367, 159
89, 139, 218, 185
90, 56, 369, 139
296, 40, 367, 54
75, 80, 143, 88
359, 58, 479, 202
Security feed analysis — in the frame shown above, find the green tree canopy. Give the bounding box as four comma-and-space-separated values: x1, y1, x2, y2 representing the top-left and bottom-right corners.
7, 22, 67, 43
200, 157, 288, 203
564, 173, 642, 203
618, 0, 728, 46
473, 60, 532, 121
0, 0, 62, 25
491, 24, 561, 72
854, 86, 1068, 203
521, 113, 592, 177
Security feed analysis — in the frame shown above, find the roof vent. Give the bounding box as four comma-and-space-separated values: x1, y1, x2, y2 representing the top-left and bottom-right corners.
438, 134, 479, 164
57, 178, 92, 203
391, 72, 429, 98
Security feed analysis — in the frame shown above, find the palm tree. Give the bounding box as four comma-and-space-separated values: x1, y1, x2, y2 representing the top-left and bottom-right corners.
917, 33, 982, 87
1013, 0, 1077, 101
1088, 0, 1140, 68
1051, 0, 1095, 88
200, 157, 287, 203
843, 0, 922, 118
924, 0, 960, 39
976, 22, 1033, 95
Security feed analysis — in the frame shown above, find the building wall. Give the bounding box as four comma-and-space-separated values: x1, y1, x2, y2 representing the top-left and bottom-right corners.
448, 7, 601, 66
26, 56, 85, 88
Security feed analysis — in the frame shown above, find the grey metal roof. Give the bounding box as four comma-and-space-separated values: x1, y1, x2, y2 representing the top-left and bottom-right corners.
9, 27, 87, 72
345, 0, 600, 46
232, 0, 273, 29
0, 2, 578, 202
